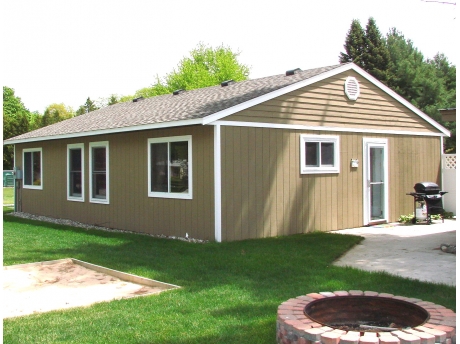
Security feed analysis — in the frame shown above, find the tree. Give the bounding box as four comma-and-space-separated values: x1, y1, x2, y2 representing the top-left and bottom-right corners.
75, 97, 98, 116
3, 86, 31, 169
42, 103, 74, 127
363, 17, 390, 83
339, 19, 366, 69
135, 43, 250, 98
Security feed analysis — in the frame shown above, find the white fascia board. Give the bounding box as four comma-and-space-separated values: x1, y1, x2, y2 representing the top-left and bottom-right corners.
202, 64, 354, 125
348, 65, 451, 137
202, 63, 450, 137
3, 118, 204, 145
211, 120, 445, 137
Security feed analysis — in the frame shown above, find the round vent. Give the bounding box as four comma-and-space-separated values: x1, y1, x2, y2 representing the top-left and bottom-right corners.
344, 76, 360, 101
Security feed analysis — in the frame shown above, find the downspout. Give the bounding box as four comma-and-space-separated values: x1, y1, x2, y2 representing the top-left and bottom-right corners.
214, 125, 222, 242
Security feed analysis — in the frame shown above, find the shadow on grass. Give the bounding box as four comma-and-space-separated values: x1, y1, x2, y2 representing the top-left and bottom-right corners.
3, 212, 456, 344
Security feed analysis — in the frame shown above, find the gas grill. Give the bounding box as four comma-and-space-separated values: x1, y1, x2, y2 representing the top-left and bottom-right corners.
406, 182, 447, 224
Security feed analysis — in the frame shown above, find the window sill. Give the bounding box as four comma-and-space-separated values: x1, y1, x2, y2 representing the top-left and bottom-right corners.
148, 192, 192, 200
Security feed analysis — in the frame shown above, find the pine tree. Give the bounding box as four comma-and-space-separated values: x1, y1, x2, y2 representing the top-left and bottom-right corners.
363, 17, 390, 83
339, 19, 366, 69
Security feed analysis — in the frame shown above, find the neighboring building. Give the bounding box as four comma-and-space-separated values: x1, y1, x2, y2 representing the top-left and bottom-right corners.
3, 63, 450, 241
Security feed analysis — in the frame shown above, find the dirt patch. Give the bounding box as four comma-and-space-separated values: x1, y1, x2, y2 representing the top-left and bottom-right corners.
3, 259, 179, 318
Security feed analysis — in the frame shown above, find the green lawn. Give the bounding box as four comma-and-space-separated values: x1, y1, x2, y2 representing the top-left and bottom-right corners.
3, 213, 456, 344
3, 186, 14, 205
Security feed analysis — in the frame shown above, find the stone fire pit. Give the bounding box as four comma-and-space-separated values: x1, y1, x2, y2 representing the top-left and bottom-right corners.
277, 290, 456, 344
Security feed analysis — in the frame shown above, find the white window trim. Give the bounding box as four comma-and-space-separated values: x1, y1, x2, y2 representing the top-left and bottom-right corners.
67, 143, 85, 202
23, 147, 43, 189
148, 135, 192, 200
300, 134, 340, 174
89, 141, 109, 204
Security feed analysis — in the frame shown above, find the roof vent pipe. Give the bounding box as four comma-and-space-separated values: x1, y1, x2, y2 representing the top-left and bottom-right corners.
285, 68, 302, 76
133, 97, 144, 102
221, 80, 235, 87
173, 89, 186, 95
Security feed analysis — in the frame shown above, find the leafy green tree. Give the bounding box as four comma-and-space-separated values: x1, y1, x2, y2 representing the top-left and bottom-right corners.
75, 97, 98, 116
42, 103, 74, 127
135, 43, 250, 98
339, 19, 366, 68
363, 17, 390, 83
107, 94, 119, 106
3, 86, 31, 169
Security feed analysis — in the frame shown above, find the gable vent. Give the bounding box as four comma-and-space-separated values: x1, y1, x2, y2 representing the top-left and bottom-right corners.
173, 89, 186, 95
286, 68, 301, 76
344, 76, 360, 101
221, 80, 235, 87
133, 97, 144, 102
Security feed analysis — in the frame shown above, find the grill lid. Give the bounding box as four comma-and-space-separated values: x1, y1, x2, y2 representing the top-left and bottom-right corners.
414, 182, 440, 194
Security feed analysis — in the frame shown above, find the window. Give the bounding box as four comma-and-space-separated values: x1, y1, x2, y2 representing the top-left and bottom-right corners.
23, 148, 43, 189
300, 135, 340, 174
89, 141, 109, 204
148, 135, 192, 199
67, 143, 84, 201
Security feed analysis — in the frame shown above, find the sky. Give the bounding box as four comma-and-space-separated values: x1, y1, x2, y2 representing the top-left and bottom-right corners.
1, 0, 457, 114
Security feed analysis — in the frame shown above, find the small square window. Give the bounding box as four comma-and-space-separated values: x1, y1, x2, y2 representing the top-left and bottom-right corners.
300, 135, 340, 174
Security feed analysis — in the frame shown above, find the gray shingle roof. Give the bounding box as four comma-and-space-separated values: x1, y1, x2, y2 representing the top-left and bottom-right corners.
5, 64, 344, 143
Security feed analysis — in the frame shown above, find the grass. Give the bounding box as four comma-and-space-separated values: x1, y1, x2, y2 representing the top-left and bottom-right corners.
3, 212, 456, 344
3, 186, 14, 205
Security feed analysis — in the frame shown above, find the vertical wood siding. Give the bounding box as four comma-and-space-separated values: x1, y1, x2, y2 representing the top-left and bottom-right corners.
16, 125, 215, 240
225, 71, 441, 135
220, 126, 441, 241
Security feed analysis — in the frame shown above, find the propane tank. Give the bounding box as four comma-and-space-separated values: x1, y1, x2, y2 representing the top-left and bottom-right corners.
415, 201, 427, 221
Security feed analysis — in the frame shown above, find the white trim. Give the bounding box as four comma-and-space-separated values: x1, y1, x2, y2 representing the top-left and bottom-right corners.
362, 138, 389, 225
89, 141, 109, 204
214, 125, 222, 242
202, 63, 450, 137
67, 143, 85, 202
4, 118, 203, 145
349, 66, 450, 137
147, 135, 193, 200
202, 64, 355, 125
210, 120, 445, 137
22, 147, 43, 190
300, 134, 340, 174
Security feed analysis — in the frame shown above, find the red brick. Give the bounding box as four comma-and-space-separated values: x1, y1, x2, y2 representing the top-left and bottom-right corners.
304, 328, 325, 342
434, 325, 455, 337
379, 335, 400, 344
339, 334, 360, 344
321, 331, 342, 344
393, 332, 421, 344
363, 291, 378, 296
333, 291, 350, 297
350, 290, 364, 296
418, 328, 446, 343
359, 336, 379, 344
307, 293, 326, 299
378, 293, 394, 298
320, 292, 337, 297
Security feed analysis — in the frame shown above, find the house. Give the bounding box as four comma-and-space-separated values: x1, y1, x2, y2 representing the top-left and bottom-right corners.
4, 63, 450, 242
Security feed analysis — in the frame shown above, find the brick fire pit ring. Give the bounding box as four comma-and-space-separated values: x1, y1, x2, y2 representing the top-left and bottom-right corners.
277, 290, 456, 344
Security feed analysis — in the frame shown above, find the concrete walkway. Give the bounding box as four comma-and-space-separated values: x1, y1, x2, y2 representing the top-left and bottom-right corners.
332, 219, 456, 286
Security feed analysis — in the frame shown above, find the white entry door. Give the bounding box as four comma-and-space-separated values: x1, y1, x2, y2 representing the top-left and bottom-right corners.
363, 138, 389, 225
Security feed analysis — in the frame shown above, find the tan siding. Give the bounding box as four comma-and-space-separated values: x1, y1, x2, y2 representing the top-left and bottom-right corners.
16, 125, 215, 241
220, 127, 441, 241
225, 71, 441, 135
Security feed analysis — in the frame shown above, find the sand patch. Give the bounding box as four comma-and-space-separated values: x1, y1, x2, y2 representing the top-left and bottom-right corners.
3, 258, 179, 318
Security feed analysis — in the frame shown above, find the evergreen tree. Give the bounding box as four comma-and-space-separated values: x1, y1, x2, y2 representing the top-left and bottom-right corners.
75, 97, 98, 116
363, 17, 390, 83
339, 19, 366, 69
